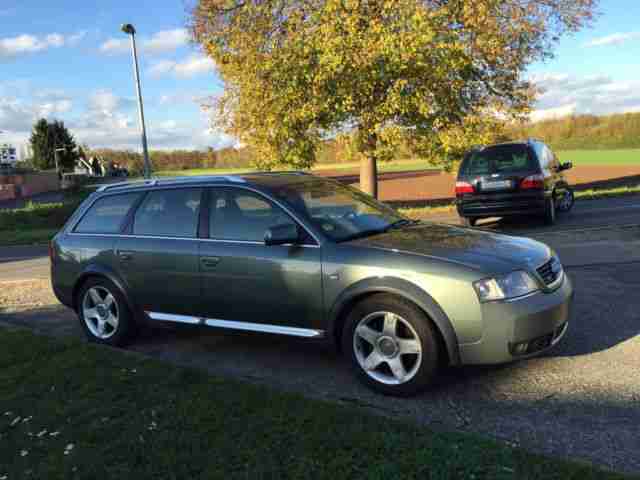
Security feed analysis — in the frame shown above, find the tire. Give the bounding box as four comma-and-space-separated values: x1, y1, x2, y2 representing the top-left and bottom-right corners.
557, 188, 574, 213
544, 195, 556, 225
461, 217, 477, 227
341, 294, 441, 396
76, 277, 136, 347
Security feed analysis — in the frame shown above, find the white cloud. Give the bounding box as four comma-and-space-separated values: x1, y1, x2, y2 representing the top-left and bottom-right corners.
100, 28, 190, 56
149, 54, 216, 78
99, 38, 129, 55
584, 32, 640, 47
89, 89, 135, 113
0, 32, 84, 59
149, 60, 177, 76
528, 73, 640, 121
145, 29, 190, 53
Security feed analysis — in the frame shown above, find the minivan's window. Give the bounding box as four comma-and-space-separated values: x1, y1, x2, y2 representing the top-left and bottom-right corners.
271, 178, 408, 242
133, 188, 202, 238
462, 145, 537, 175
74, 193, 140, 234
209, 188, 298, 242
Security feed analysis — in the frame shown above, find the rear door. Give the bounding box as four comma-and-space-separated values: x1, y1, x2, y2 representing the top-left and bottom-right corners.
114, 187, 203, 318
545, 145, 570, 205
197, 186, 323, 334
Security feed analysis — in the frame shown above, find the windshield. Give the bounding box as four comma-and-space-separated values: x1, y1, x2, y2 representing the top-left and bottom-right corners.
270, 177, 408, 242
461, 145, 537, 176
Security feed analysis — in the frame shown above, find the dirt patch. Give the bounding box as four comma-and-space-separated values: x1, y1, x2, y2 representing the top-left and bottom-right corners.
336, 165, 640, 203
0, 279, 58, 312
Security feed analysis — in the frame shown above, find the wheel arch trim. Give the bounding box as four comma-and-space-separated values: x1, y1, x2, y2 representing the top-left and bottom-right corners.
73, 264, 138, 318
327, 277, 461, 365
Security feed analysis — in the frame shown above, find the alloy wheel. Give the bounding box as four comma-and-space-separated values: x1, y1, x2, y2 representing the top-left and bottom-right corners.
82, 286, 119, 340
353, 311, 422, 385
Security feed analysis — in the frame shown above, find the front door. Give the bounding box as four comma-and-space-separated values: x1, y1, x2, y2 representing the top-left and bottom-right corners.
114, 187, 203, 319
198, 187, 323, 335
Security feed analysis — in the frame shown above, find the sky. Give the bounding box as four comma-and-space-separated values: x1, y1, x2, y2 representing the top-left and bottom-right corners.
0, 0, 639, 158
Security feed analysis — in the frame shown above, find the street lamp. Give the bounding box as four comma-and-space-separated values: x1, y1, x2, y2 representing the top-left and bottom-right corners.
121, 23, 151, 179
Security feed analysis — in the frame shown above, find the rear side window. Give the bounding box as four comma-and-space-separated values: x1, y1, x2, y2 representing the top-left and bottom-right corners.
74, 193, 140, 234
133, 188, 202, 238
461, 145, 537, 176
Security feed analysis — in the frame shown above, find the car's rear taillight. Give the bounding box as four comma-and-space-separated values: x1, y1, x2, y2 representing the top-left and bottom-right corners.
455, 181, 474, 195
520, 174, 544, 190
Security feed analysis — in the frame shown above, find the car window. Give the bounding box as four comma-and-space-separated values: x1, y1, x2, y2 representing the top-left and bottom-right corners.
133, 188, 202, 238
462, 145, 537, 175
74, 193, 140, 234
209, 188, 298, 242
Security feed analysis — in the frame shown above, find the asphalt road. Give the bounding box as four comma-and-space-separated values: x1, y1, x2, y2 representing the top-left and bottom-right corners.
2, 195, 640, 473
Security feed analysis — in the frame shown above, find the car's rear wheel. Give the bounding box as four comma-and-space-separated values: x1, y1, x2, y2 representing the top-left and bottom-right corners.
557, 188, 574, 212
77, 277, 136, 346
544, 195, 556, 225
342, 294, 440, 396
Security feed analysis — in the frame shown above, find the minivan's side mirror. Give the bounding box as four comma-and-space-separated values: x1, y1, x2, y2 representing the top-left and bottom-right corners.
560, 162, 572, 171
264, 223, 300, 246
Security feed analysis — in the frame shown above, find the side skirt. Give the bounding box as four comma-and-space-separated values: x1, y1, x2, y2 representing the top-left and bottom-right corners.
145, 311, 325, 338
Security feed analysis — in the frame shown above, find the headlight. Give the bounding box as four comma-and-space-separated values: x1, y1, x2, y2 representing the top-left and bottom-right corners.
473, 270, 539, 302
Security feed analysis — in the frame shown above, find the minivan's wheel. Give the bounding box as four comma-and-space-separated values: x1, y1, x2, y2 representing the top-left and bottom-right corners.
544, 195, 556, 225
462, 217, 477, 227
557, 188, 574, 212
342, 294, 440, 396
77, 277, 136, 346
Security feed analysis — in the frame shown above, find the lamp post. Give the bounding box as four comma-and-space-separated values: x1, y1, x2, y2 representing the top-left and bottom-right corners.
121, 23, 151, 179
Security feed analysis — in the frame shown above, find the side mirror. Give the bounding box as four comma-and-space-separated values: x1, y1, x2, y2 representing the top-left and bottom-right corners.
264, 223, 300, 246
560, 162, 572, 171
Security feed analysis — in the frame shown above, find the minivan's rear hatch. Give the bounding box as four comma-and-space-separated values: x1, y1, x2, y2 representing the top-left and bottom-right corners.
456, 144, 542, 198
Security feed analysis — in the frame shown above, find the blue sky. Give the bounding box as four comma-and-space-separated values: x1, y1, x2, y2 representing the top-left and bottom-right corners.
1, 0, 639, 157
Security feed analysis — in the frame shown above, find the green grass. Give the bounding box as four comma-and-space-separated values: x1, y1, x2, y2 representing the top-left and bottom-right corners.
156, 158, 439, 177
0, 327, 628, 480
557, 149, 640, 166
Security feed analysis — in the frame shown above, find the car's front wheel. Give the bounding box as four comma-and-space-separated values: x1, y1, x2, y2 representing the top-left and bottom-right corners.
77, 277, 136, 347
342, 294, 441, 396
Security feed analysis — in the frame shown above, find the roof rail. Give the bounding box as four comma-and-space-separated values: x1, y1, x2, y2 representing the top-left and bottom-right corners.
96, 178, 158, 192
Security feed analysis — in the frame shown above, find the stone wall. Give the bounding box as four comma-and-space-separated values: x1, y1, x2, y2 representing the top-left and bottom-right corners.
0, 171, 60, 201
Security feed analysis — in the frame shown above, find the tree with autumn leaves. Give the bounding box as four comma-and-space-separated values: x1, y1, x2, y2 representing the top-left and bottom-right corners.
191, 0, 596, 197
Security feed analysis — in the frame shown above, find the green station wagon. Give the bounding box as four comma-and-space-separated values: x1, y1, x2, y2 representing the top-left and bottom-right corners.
51, 173, 573, 396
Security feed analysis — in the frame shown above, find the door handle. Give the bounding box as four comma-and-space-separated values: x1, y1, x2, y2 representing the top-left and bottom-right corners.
118, 250, 134, 261
201, 256, 221, 269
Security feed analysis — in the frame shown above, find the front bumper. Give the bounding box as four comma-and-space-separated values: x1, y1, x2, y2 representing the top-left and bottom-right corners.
458, 273, 573, 365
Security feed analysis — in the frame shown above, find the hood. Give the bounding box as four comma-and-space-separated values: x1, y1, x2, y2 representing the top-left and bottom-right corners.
348, 222, 551, 274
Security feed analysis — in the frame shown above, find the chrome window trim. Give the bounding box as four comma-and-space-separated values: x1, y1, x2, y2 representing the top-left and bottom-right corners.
66, 232, 320, 248
145, 311, 325, 338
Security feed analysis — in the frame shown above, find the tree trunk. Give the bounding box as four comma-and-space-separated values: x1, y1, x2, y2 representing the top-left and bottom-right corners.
360, 154, 378, 198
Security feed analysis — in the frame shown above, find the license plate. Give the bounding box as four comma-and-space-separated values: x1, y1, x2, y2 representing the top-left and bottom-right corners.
482, 180, 512, 191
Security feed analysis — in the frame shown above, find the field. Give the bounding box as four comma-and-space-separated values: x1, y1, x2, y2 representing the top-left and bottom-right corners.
155, 149, 640, 178
558, 149, 640, 165
156, 158, 439, 177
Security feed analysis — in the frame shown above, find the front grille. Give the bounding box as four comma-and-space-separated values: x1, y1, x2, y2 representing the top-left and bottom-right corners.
537, 257, 561, 286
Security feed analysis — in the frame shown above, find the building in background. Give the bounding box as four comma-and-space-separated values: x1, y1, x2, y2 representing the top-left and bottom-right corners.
0, 144, 18, 166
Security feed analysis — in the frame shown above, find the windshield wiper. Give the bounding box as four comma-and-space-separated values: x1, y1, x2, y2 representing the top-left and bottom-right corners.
385, 219, 420, 231
337, 219, 420, 243
337, 228, 388, 243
